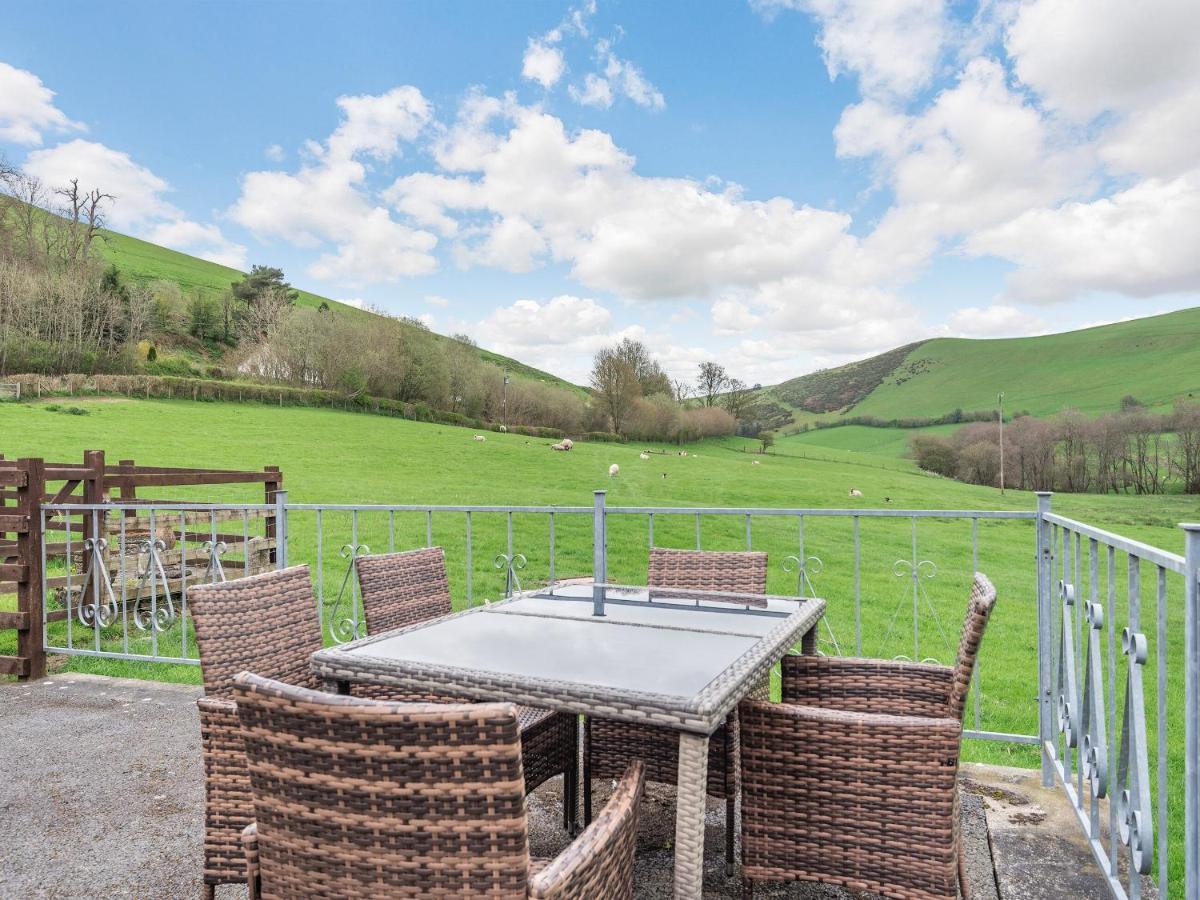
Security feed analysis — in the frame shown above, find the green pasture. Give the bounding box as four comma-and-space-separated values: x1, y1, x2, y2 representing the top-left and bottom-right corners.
2, 397, 1196, 890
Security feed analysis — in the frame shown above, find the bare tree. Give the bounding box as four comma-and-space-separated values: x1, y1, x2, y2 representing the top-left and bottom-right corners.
590, 348, 640, 435
721, 377, 753, 422
697, 361, 728, 407
55, 178, 113, 266
670, 377, 692, 404
1171, 401, 1200, 494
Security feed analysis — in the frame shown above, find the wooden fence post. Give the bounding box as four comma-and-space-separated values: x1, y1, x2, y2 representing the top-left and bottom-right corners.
5, 458, 47, 680
264, 466, 282, 566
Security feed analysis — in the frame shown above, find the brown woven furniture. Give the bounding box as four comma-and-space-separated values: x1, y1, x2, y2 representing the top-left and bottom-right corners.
584, 548, 769, 873
739, 572, 998, 899
190, 564, 325, 898
356, 547, 580, 832
310, 582, 825, 899
232, 671, 645, 899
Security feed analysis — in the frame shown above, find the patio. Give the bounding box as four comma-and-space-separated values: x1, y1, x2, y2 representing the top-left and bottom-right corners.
1, 672, 1134, 899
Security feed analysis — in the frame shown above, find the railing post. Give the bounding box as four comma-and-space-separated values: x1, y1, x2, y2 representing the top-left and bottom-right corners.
275, 489, 289, 569
592, 490, 607, 617
16, 458, 46, 680
1183, 521, 1200, 900
1037, 491, 1055, 787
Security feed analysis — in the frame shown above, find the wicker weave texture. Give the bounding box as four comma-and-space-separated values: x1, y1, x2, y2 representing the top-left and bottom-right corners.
740, 572, 998, 900
233, 673, 641, 900
356, 547, 453, 635
190, 565, 324, 697
647, 547, 768, 595
355, 547, 579, 826
190, 565, 324, 887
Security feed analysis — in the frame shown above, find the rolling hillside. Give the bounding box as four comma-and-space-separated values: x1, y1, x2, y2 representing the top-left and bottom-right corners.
759, 306, 1200, 425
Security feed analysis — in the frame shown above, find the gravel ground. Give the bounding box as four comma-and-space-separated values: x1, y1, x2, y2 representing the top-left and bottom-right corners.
2, 674, 1007, 899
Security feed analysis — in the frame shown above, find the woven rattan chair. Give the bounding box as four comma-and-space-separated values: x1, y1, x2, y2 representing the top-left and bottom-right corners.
739, 572, 998, 899
191, 564, 325, 899
233, 672, 644, 899
584, 547, 769, 872
355, 547, 580, 832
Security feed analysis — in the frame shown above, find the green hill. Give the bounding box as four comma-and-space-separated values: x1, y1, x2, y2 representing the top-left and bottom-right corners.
760, 307, 1200, 424
47, 219, 584, 395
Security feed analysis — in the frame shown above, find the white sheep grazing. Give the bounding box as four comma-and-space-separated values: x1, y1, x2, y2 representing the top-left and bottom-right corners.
561, 438, 574, 450
499, 424, 507, 433
751, 459, 760, 466
849, 488, 863, 497
639, 452, 650, 460
608, 463, 620, 477
551, 441, 568, 451
473, 434, 487, 442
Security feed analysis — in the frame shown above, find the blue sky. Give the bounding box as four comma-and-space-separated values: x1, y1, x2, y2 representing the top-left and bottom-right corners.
3, 0, 1198, 385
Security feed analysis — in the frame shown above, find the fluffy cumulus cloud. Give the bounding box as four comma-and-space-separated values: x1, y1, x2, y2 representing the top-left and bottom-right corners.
228, 85, 438, 285
0, 62, 84, 146
384, 96, 912, 363
23, 138, 247, 269
522, 39, 567, 88
754, 0, 949, 99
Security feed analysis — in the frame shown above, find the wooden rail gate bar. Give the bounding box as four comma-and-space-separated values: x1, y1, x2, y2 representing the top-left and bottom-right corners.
0, 451, 282, 681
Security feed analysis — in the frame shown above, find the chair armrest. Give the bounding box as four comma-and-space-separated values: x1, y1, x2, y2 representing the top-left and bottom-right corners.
241, 823, 261, 900
781, 654, 955, 718
529, 761, 644, 899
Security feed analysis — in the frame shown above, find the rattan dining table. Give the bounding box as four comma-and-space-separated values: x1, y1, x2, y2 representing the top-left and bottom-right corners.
310, 581, 826, 899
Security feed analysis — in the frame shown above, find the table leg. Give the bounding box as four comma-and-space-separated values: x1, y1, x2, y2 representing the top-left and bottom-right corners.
801, 624, 817, 655
674, 731, 710, 899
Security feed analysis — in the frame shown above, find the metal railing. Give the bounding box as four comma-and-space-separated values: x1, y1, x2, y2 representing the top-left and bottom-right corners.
1037, 493, 1199, 900
32, 490, 1199, 898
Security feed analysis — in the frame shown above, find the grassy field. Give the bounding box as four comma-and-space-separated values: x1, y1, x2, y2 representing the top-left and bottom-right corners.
778, 423, 959, 460
2, 396, 1195, 889
757, 306, 1200, 426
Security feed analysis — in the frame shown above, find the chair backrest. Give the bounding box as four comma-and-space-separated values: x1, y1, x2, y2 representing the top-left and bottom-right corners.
948, 572, 998, 720
647, 547, 768, 595
355, 547, 453, 635
233, 672, 530, 899
190, 565, 323, 698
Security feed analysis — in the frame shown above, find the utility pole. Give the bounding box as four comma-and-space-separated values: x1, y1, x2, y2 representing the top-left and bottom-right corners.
998, 391, 1005, 495
503, 372, 510, 430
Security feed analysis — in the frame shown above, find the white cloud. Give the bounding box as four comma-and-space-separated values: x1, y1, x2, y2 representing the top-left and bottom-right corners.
568, 73, 614, 109
947, 304, 1047, 338
522, 40, 567, 88
756, 0, 949, 99
417, 311, 436, 328
24, 139, 175, 228
967, 172, 1200, 302
0, 62, 84, 146
23, 138, 246, 268
711, 297, 760, 334
424, 294, 450, 307
337, 297, 367, 309
264, 143, 285, 162
229, 85, 439, 286
146, 219, 248, 270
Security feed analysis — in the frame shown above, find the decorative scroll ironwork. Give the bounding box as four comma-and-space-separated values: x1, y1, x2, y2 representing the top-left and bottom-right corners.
132, 538, 176, 632
882, 558, 948, 663
329, 543, 369, 643
782, 554, 840, 654
1056, 579, 1080, 749
1080, 599, 1108, 798
202, 540, 228, 583
77, 538, 118, 628
1116, 628, 1154, 875
495, 552, 527, 598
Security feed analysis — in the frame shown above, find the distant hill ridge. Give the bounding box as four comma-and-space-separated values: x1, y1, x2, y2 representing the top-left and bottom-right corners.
758, 306, 1200, 425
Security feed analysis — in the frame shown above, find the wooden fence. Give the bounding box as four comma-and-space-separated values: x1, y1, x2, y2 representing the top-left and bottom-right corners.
0, 451, 282, 680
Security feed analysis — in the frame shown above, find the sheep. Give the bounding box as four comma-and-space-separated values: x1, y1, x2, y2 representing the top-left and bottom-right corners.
849, 488, 863, 498
473, 434, 487, 442
608, 464, 620, 477
551, 441, 568, 451
499, 424, 507, 433
751, 459, 760, 466
561, 438, 574, 450
639, 452, 651, 460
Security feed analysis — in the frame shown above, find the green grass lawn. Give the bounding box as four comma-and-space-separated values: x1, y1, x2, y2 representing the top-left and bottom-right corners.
2, 396, 1196, 891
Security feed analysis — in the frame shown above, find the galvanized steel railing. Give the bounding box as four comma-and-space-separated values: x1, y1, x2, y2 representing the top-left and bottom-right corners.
33, 490, 1199, 898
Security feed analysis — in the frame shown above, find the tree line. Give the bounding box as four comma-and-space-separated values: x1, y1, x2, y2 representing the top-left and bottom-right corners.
910, 398, 1200, 494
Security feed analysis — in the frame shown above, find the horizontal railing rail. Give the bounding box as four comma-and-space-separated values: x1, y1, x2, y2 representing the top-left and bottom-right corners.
30, 492, 1196, 898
